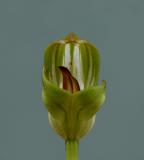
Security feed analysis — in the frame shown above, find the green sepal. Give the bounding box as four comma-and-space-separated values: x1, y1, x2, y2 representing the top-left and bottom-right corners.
42, 66, 106, 119
42, 67, 71, 121
73, 80, 106, 121
42, 67, 106, 140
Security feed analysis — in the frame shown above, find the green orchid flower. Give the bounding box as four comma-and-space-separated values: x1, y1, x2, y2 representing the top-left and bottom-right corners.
42, 33, 106, 160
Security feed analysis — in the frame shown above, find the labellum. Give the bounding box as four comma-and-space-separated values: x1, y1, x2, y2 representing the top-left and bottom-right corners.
59, 66, 80, 93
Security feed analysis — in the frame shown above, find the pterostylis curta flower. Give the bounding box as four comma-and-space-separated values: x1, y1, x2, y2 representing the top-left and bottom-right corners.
42, 33, 106, 160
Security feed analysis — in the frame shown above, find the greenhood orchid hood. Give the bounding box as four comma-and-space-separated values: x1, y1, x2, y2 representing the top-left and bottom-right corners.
42, 33, 106, 141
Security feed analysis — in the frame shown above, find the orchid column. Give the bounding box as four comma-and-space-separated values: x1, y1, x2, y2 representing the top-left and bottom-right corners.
42, 33, 106, 160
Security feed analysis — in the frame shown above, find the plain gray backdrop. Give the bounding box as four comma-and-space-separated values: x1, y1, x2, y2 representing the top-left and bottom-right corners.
0, 0, 144, 159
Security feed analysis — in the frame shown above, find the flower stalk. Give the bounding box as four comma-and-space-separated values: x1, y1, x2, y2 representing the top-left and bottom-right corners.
66, 140, 79, 160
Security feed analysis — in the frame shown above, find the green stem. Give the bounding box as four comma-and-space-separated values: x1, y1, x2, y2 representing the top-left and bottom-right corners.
65, 140, 79, 160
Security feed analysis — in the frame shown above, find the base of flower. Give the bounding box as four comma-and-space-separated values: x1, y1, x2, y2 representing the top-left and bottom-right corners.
65, 140, 79, 160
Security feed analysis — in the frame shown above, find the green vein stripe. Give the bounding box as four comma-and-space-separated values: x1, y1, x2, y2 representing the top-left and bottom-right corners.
55, 44, 65, 85
87, 43, 100, 86
44, 43, 59, 82
51, 43, 60, 84
69, 43, 75, 74
84, 43, 93, 88
79, 43, 89, 88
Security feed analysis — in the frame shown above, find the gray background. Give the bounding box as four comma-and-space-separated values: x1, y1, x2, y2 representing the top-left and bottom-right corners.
0, 0, 144, 159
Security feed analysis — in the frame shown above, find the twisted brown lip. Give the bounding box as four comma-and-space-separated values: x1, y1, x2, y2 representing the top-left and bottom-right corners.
59, 66, 80, 93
